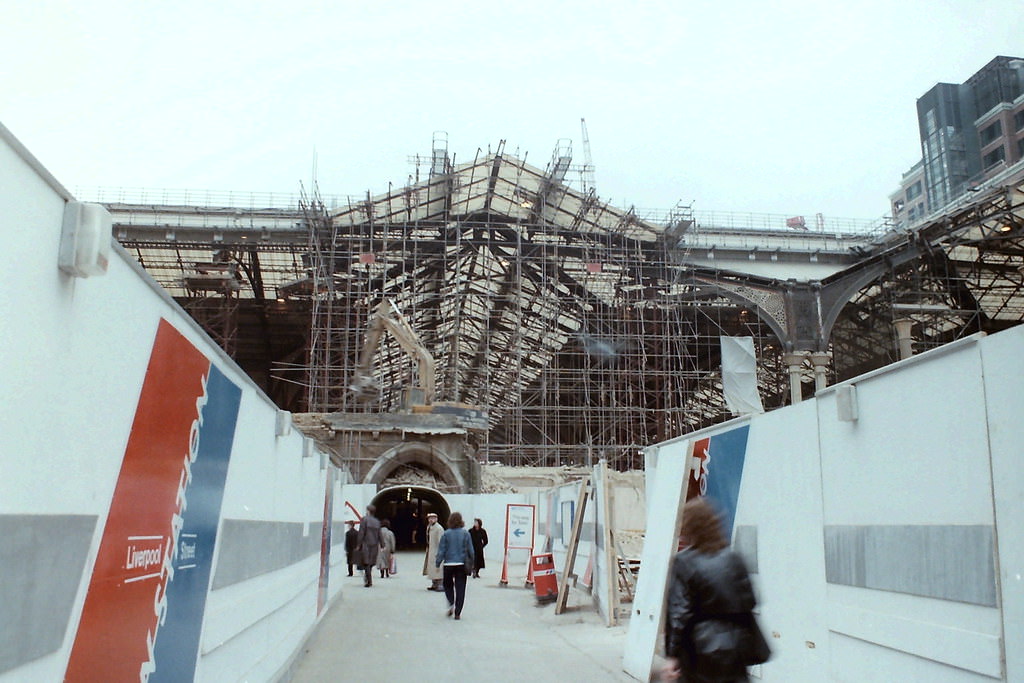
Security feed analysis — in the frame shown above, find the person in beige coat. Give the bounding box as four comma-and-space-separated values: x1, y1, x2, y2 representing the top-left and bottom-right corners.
376, 519, 396, 578
422, 512, 444, 591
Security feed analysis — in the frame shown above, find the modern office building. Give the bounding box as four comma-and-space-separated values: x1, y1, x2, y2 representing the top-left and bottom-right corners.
970, 57, 1024, 177
888, 159, 927, 228
892, 55, 1024, 226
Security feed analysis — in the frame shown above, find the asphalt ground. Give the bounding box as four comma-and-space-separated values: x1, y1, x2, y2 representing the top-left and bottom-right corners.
286, 551, 635, 682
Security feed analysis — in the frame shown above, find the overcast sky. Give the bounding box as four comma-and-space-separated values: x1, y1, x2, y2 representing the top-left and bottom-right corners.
3, 1, 1022, 221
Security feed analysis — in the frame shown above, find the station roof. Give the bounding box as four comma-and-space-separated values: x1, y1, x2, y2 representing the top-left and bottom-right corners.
100, 148, 1024, 464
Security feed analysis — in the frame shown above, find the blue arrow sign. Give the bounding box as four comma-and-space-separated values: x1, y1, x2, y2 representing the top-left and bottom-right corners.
506, 504, 535, 550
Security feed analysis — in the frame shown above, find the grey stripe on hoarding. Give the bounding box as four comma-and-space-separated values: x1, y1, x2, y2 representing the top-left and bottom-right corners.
212, 519, 323, 589
824, 525, 995, 606
733, 525, 758, 574
0, 514, 96, 674
332, 521, 347, 546
550, 522, 596, 542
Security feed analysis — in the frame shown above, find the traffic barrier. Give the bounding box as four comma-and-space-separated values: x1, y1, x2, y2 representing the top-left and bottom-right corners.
530, 553, 557, 604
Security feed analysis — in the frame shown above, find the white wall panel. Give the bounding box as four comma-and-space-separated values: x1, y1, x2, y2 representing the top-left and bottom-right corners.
826, 594, 1001, 678
631, 330, 1018, 681
814, 339, 1003, 679
737, 401, 829, 681
980, 325, 1024, 682
828, 631, 994, 683
818, 341, 993, 526
0, 129, 338, 682
445, 492, 528, 569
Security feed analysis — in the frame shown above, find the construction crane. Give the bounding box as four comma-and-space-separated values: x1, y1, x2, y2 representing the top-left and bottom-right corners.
580, 117, 596, 194
349, 298, 435, 406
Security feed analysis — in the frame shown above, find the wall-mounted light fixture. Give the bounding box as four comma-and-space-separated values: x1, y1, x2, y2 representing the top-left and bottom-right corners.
836, 385, 858, 422
58, 201, 112, 278
275, 410, 292, 436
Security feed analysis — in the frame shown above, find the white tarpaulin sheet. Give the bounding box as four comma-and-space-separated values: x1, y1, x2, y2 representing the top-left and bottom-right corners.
721, 336, 764, 415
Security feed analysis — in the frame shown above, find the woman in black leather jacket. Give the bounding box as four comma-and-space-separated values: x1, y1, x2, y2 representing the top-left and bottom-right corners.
661, 497, 761, 682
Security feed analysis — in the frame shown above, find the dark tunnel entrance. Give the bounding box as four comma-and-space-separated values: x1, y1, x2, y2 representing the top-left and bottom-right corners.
371, 486, 450, 551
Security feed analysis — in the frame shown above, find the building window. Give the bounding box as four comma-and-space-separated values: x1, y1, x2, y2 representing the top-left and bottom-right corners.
979, 120, 1003, 146
982, 146, 1006, 170
906, 181, 923, 200
1018, 137, 1024, 158
906, 203, 927, 223
1015, 110, 1024, 132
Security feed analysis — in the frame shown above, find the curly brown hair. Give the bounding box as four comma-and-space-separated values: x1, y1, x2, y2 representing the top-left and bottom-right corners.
681, 497, 727, 553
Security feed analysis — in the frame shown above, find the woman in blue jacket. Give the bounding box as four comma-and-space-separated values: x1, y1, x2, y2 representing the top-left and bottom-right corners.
435, 511, 475, 620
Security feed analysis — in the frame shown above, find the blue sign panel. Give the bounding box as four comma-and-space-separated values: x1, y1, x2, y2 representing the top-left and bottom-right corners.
692, 424, 750, 540
151, 364, 241, 682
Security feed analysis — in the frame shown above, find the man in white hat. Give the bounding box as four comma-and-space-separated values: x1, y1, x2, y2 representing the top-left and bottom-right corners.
422, 512, 444, 591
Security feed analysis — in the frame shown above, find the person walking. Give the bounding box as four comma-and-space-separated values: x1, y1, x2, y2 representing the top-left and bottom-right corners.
661, 497, 770, 682
357, 505, 382, 588
344, 520, 359, 577
434, 511, 474, 620
468, 518, 488, 578
377, 519, 396, 578
422, 512, 444, 591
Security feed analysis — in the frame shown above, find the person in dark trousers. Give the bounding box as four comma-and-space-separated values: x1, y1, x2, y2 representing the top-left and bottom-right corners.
377, 519, 396, 578
435, 511, 474, 620
468, 518, 488, 578
357, 505, 382, 588
661, 497, 769, 682
344, 520, 359, 576
423, 512, 444, 591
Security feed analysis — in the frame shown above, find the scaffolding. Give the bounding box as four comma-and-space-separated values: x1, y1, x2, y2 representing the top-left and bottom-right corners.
829, 179, 1024, 380
180, 259, 241, 356
101, 144, 1024, 473
295, 145, 792, 469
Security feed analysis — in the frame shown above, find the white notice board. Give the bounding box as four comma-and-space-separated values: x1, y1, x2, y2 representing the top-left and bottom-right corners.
505, 503, 535, 550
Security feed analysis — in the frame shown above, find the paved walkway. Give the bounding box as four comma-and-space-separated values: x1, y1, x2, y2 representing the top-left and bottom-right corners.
287, 551, 635, 682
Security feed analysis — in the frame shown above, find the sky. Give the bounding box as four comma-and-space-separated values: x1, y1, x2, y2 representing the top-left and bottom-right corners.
2, 1, 1022, 221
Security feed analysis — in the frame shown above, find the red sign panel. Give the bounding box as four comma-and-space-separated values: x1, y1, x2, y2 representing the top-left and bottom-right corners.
65, 320, 241, 682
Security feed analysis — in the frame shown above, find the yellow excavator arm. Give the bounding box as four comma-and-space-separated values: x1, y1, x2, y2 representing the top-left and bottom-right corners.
349, 299, 435, 404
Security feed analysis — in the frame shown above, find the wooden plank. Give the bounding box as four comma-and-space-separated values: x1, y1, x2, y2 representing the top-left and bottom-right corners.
613, 531, 637, 600
554, 477, 590, 615
601, 461, 618, 627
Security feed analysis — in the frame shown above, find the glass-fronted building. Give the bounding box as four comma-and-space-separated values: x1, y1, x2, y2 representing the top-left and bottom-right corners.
893, 56, 1024, 227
